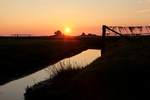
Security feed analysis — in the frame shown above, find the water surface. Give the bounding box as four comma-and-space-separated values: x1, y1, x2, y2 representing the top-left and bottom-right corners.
0, 49, 101, 100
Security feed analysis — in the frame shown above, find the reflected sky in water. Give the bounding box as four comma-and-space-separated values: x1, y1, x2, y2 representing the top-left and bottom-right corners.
0, 49, 101, 100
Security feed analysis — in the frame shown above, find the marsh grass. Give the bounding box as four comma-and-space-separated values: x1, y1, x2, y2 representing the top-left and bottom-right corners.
25, 36, 150, 100
0, 37, 91, 85
25, 60, 85, 100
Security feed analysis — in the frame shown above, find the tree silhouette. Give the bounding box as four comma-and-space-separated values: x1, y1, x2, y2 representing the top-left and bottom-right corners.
54, 30, 63, 36
81, 32, 86, 36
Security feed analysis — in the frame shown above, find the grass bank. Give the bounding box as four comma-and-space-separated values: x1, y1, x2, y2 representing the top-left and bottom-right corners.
0, 37, 101, 85
25, 37, 150, 100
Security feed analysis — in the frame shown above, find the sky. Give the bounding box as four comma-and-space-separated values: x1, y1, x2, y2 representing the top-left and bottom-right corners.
0, 0, 150, 36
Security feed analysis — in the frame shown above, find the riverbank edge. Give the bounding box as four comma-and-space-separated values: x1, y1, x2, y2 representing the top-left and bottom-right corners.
25, 38, 150, 100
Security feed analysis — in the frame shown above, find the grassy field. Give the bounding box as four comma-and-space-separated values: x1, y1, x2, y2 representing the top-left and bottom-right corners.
0, 37, 101, 85
25, 36, 150, 100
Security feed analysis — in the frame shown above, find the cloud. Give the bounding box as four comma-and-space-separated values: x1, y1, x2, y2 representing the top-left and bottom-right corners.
137, 9, 150, 13
137, 0, 150, 4
136, 0, 150, 13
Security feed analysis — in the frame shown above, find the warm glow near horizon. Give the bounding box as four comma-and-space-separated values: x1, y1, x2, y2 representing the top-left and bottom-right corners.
64, 27, 72, 35
0, 0, 150, 36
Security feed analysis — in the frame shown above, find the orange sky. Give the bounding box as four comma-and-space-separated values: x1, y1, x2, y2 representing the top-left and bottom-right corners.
0, 0, 150, 36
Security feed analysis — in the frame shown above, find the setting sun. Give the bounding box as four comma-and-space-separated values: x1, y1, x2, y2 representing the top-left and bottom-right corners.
64, 27, 72, 35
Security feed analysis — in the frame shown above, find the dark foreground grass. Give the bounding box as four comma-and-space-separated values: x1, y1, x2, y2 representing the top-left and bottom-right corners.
25, 37, 150, 100
0, 37, 94, 85
25, 68, 83, 100
0, 36, 101, 85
